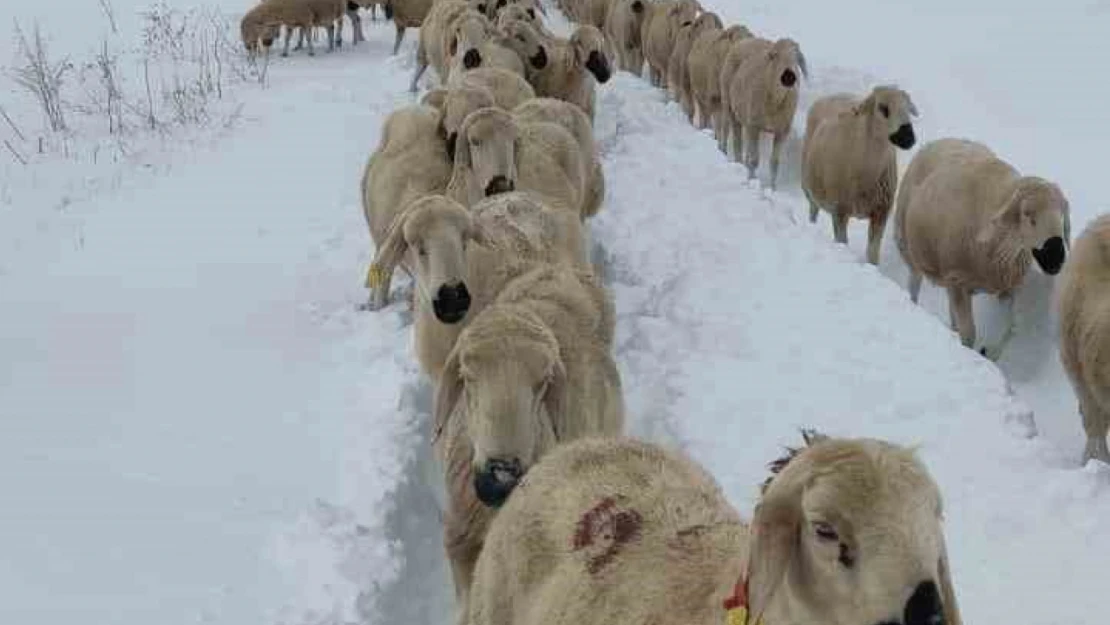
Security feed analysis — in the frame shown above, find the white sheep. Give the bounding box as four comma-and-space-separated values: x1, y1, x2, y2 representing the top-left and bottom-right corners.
894, 137, 1071, 360
468, 430, 964, 625
366, 192, 590, 381
526, 24, 612, 122
446, 106, 587, 218
603, 0, 648, 76
685, 23, 752, 132
242, 0, 346, 57
432, 261, 623, 625
640, 0, 700, 89
412, 0, 490, 89
512, 97, 605, 219
1058, 213, 1110, 464
715, 29, 768, 156
725, 36, 807, 191
666, 11, 721, 122
801, 85, 919, 265
359, 103, 453, 311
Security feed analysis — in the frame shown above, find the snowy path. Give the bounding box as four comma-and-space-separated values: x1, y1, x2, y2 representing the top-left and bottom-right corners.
1, 2, 1109, 625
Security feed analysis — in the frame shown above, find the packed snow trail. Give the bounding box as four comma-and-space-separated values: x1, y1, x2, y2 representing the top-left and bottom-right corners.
1, 2, 1109, 625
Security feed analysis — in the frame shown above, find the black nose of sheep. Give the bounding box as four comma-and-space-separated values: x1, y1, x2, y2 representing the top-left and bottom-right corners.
780, 68, 797, 87
485, 175, 514, 197
586, 51, 611, 83
433, 282, 472, 323
890, 123, 916, 149
463, 48, 482, 69
873, 580, 945, 625
530, 46, 548, 69
1033, 236, 1066, 275
474, 457, 523, 507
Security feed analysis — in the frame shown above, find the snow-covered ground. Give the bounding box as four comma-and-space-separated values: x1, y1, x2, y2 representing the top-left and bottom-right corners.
1, 1, 1108, 625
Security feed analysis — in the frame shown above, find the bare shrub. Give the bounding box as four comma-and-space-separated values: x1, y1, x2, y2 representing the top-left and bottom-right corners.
10, 21, 72, 132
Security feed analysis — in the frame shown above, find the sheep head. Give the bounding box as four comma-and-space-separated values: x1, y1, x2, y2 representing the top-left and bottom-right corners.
747, 432, 962, 625
500, 20, 549, 70
763, 37, 807, 100
571, 25, 612, 83
723, 24, 753, 43
434, 305, 564, 508
496, 4, 535, 30
239, 11, 279, 55
668, 0, 700, 25
857, 85, 919, 150
370, 195, 491, 324
448, 10, 494, 71
452, 107, 520, 206
979, 176, 1071, 275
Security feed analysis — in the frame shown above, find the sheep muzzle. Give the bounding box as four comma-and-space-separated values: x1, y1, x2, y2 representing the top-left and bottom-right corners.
632, 0, 644, 12
474, 457, 523, 507
433, 282, 472, 323
586, 51, 611, 83
463, 48, 482, 69
780, 68, 797, 88
485, 175, 515, 197
531, 46, 548, 69
889, 123, 916, 150
1032, 236, 1066, 275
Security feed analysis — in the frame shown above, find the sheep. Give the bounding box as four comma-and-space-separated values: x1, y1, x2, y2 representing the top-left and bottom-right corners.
432, 261, 623, 625
412, 0, 491, 89
603, 0, 648, 76
666, 12, 721, 122
366, 192, 591, 381
726, 36, 808, 191
641, 0, 700, 89
468, 430, 963, 625
716, 30, 768, 156
894, 137, 1071, 360
512, 97, 606, 219
801, 86, 919, 266
359, 103, 453, 311
241, 0, 346, 57
686, 24, 752, 134
526, 24, 612, 122
1058, 214, 1110, 464
446, 107, 587, 218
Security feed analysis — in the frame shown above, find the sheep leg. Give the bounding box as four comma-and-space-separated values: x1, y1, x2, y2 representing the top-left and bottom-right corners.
865, 211, 889, 266
980, 294, 1017, 361
1078, 392, 1110, 464
348, 7, 365, 44
327, 23, 337, 51
907, 271, 923, 303
946, 286, 976, 349
292, 27, 304, 52
769, 131, 787, 192
744, 127, 760, 181
806, 191, 819, 223
729, 118, 743, 163
283, 30, 294, 57
392, 24, 406, 55
831, 211, 849, 244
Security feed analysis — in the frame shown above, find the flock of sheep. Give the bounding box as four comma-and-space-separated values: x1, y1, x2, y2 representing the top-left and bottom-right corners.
236, 0, 1110, 623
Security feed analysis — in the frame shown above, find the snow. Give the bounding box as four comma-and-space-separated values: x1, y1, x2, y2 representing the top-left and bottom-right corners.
1, 1, 1107, 625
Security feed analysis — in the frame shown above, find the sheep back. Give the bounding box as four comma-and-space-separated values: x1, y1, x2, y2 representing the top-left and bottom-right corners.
468, 436, 746, 625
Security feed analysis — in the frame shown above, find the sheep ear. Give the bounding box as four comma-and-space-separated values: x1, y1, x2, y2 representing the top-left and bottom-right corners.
449, 34, 459, 57
906, 93, 920, 117
977, 185, 1026, 243
853, 92, 876, 116
455, 120, 472, 168
746, 481, 802, 625
541, 356, 568, 440
368, 210, 410, 289
432, 348, 465, 445
797, 50, 809, 79
937, 532, 963, 625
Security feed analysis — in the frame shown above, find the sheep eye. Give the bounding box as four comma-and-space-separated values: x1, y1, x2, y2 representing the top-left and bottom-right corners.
879, 104, 890, 118
813, 521, 839, 542
417, 244, 428, 257
516, 34, 525, 41
838, 544, 855, 568
527, 8, 535, 18
478, 4, 486, 11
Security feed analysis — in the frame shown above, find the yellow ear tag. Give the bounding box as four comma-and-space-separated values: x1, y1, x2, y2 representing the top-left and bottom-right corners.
726, 606, 749, 625
365, 263, 387, 289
